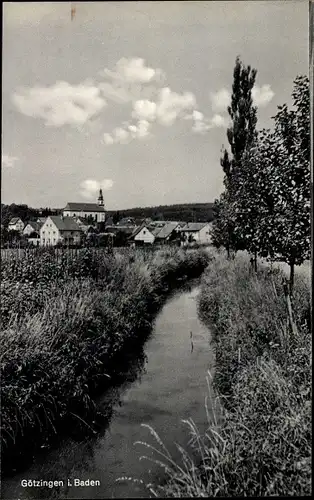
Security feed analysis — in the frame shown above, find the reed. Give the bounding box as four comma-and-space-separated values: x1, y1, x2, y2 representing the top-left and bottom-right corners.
133, 250, 311, 496
1, 247, 210, 473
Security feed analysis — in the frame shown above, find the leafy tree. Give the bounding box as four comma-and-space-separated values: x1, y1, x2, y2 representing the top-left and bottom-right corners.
263, 76, 310, 293
213, 56, 258, 256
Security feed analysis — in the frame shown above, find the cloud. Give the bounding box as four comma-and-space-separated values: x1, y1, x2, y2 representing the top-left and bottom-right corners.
156, 87, 196, 126
210, 84, 275, 112
2, 154, 19, 168
210, 88, 230, 112
98, 58, 164, 104
192, 111, 229, 134
80, 178, 114, 199
103, 119, 152, 145
101, 57, 165, 85
252, 84, 275, 107
132, 99, 157, 121
12, 81, 107, 127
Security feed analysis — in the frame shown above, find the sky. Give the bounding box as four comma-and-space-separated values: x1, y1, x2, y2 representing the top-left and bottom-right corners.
2, 1, 309, 210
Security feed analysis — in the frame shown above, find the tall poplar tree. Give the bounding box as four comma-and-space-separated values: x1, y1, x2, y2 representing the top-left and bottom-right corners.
212, 56, 258, 256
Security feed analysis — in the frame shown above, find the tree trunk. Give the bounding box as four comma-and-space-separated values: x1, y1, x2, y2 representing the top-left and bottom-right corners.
254, 250, 257, 272
289, 260, 295, 295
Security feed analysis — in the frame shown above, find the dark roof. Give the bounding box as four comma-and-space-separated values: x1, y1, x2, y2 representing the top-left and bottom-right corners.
181, 222, 209, 232
150, 226, 163, 236
26, 221, 42, 231
155, 222, 179, 239
48, 216, 83, 231
37, 217, 47, 223
9, 217, 23, 224
117, 217, 135, 225
105, 225, 136, 235
64, 202, 105, 212
104, 217, 114, 226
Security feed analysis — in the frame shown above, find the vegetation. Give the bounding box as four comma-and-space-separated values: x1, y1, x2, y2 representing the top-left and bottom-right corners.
136, 250, 311, 497
212, 58, 310, 291
107, 203, 215, 224
0, 246, 210, 474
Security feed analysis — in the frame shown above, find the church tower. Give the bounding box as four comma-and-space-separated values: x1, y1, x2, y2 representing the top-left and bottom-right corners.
98, 188, 104, 207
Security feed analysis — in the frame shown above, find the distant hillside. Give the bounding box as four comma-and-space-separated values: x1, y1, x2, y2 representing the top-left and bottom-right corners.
107, 203, 215, 223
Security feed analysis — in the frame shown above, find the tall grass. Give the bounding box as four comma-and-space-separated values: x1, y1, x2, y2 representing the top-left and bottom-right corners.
134, 249, 311, 496
1, 247, 210, 474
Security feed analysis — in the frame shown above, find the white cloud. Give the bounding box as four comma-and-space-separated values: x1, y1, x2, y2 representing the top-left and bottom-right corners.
113, 127, 130, 144
101, 57, 165, 85
80, 178, 114, 199
192, 112, 229, 134
210, 84, 275, 111
252, 84, 275, 107
12, 81, 107, 127
156, 87, 197, 126
132, 99, 157, 121
2, 154, 19, 168
210, 88, 230, 112
103, 119, 152, 146
211, 114, 229, 127
103, 133, 114, 145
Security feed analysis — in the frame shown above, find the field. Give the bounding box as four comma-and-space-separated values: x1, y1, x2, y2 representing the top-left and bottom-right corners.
0, 246, 210, 473
137, 249, 311, 497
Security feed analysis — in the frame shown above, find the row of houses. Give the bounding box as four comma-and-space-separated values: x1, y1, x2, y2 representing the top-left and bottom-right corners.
6, 215, 213, 247
5, 191, 213, 247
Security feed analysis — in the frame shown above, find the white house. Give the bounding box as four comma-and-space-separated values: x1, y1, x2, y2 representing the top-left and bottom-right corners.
180, 222, 213, 245
8, 218, 24, 233
40, 216, 83, 246
23, 221, 43, 236
63, 189, 105, 223
130, 225, 155, 246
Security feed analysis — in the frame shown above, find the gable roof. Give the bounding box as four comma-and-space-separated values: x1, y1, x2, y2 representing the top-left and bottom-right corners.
47, 216, 83, 232
180, 222, 209, 232
128, 224, 153, 239
150, 226, 163, 236
9, 217, 23, 225
64, 202, 105, 212
26, 221, 42, 231
155, 221, 179, 239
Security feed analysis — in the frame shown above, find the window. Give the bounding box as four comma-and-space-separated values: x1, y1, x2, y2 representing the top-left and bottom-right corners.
143, 230, 146, 234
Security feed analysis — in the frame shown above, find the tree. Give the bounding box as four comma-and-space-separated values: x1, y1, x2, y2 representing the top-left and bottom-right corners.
212, 56, 258, 257
264, 76, 310, 293
238, 76, 310, 292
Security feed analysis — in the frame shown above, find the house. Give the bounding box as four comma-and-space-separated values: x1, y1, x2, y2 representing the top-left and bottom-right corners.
180, 222, 213, 245
154, 221, 181, 244
23, 221, 43, 246
117, 217, 135, 226
8, 217, 24, 233
63, 189, 105, 223
40, 216, 83, 246
37, 217, 47, 224
23, 221, 43, 236
74, 217, 95, 233
129, 225, 155, 246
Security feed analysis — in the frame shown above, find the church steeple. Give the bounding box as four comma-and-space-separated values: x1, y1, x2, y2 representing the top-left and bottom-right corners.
98, 188, 104, 207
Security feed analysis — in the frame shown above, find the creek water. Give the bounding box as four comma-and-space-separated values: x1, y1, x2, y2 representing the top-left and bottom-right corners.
2, 282, 214, 500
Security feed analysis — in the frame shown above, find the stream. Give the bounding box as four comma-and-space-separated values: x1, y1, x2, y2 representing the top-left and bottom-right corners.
1, 281, 214, 500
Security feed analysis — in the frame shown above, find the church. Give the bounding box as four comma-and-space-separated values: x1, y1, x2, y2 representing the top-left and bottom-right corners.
63, 189, 106, 223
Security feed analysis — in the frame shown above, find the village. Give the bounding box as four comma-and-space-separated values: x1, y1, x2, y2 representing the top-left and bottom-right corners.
4, 189, 213, 248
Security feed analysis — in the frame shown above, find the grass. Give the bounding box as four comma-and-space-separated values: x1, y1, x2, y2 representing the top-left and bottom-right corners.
0, 246, 210, 474
133, 248, 311, 497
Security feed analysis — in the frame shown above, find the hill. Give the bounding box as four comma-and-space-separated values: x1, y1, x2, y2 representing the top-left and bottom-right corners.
107, 203, 215, 223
